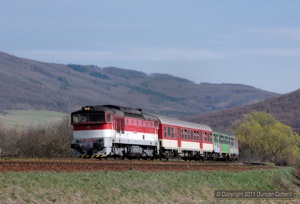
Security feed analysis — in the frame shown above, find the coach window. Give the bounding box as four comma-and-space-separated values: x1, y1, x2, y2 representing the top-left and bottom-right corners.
193, 131, 197, 140
168, 127, 171, 138
164, 127, 167, 138
209, 133, 212, 142
181, 129, 185, 139
220, 136, 224, 143
171, 128, 175, 138
200, 133, 203, 141
204, 133, 208, 142
187, 130, 191, 140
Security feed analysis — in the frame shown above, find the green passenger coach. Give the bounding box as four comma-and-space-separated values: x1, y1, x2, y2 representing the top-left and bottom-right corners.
213, 131, 239, 160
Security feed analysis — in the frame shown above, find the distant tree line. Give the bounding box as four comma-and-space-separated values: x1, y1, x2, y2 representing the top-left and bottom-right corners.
67, 64, 109, 80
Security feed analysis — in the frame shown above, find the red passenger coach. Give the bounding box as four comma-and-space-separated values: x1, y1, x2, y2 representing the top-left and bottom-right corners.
155, 115, 214, 160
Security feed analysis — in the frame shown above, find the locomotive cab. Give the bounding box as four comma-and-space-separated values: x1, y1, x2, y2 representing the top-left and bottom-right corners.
71, 106, 112, 125
71, 106, 114, 158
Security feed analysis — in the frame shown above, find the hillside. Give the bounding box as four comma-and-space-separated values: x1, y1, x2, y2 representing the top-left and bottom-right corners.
0, 51, 279, 117
187, 89, 300, 134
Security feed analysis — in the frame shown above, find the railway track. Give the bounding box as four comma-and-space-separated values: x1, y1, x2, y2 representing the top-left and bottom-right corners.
0, 158, 276, 172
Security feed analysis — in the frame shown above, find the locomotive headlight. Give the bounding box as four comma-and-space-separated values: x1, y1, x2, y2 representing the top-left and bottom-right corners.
82, 106, 93, 111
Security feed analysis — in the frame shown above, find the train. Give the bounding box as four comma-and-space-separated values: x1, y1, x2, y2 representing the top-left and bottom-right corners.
70, 105, 239, 161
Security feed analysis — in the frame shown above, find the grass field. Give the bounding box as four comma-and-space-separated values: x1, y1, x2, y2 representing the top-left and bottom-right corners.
0, 168, 299, 203
0, 110, 68, 129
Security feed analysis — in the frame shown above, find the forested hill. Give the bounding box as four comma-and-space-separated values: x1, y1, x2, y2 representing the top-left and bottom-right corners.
0, 51, 279, 117
186, 89, 300, 134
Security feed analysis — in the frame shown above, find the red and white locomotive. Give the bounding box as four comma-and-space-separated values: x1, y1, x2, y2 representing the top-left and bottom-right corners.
71, 105, 234, 160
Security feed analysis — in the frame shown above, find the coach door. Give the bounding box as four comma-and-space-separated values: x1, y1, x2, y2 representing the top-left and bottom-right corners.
177, 128, 181, 148
115, 117, 125, 134
213, 133, 220, 153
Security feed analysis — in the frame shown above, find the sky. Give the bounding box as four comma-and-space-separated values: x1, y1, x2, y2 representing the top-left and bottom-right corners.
1, 1, 300, 94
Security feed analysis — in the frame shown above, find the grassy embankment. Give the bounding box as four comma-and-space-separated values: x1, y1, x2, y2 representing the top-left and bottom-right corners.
0, 168, 299, 203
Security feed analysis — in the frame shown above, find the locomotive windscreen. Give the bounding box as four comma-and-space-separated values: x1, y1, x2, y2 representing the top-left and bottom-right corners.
72, 112, 105, 124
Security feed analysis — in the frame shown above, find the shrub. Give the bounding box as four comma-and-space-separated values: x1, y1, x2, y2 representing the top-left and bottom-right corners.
0, 118, 73, 158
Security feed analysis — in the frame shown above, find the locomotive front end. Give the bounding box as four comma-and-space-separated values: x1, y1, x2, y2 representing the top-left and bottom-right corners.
71, 106, 113, 158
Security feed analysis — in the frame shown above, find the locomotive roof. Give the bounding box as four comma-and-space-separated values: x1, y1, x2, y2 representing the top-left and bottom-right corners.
153, 114, 212, 132
73, 105, 157, 121
103, 105, 157, 121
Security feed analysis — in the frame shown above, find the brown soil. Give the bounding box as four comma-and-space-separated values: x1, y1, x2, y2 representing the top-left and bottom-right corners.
0, 158, 276, 172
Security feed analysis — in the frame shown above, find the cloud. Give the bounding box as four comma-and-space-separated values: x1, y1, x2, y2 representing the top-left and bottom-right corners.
13, 44, 300, 66
13, 48, 231, 64
245, 48, 300, 57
